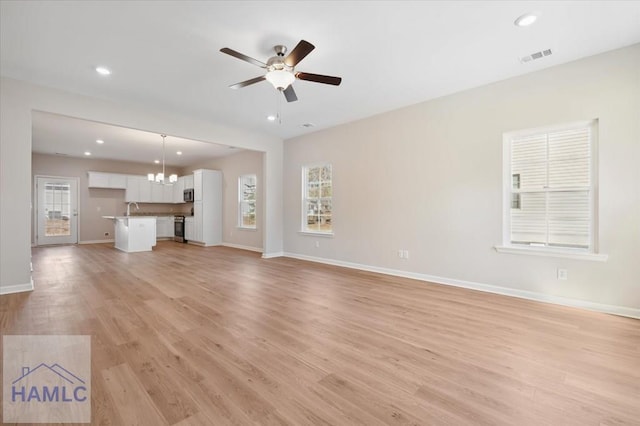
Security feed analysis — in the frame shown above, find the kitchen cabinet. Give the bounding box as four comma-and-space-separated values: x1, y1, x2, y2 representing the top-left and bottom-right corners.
173, 177, 185, 203
163, 184, 173, 203
88, 172, 128, 189
194, 170, 203, 201
139, 179, 152, 202
183, 174, 194, 190
103, 216, 156, 252
125, 176, 139, 202
151, 182, 163, 202
125, 175, 189, 204
188, 169, 222, 246
125, 176, 152, 202
150, 182, 174, 203
184, 217, 195, 241
155, 216, 174, 239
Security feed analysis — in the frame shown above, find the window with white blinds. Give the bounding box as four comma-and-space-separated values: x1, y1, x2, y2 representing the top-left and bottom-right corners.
504, 120, 597, 252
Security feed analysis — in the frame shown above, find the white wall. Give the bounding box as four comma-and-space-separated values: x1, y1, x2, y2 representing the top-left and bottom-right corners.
283, 44, 640, 315
184, 149, 264, 252
0, 77, 283, 294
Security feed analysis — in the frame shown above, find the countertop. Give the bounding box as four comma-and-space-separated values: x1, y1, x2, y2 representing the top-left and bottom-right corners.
102, 215, 158, 220
127, 212, 186, 217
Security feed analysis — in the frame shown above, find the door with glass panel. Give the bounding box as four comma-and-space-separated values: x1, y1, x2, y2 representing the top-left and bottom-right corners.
36, 176, 78, 245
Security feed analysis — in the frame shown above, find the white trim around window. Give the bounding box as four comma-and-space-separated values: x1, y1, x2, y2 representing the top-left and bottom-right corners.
497, 119, 607, 261
301, 162, 333, 235
238, 174, 257, 229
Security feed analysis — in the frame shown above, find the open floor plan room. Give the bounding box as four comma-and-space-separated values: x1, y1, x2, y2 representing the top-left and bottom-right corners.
1, 242, 638, 425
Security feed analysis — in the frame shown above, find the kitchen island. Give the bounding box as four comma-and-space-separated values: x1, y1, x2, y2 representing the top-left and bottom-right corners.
102, 216, 156, 252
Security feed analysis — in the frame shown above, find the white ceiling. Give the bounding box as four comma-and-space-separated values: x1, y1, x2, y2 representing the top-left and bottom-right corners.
2, 1, 640, 161
31, 111, 241, 167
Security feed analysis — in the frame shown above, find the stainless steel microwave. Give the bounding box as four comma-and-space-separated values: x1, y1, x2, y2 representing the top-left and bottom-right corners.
183, 188, 194, 202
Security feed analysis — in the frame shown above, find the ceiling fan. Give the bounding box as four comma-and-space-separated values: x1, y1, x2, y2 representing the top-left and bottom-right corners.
220, 40, 342, 102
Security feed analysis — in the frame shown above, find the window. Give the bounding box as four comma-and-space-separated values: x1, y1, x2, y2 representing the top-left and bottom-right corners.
511, 174, 521, 209
501, 120, 601, 256
302, 163, 332, 234
238, 174, 256, 229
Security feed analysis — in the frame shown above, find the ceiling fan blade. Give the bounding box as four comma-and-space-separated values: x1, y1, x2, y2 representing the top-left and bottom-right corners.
283, 85, 298, 102
296, 72, 342, 86
229, 75, 266, 89
284, 40, 315, 67
220, 48, 267, 68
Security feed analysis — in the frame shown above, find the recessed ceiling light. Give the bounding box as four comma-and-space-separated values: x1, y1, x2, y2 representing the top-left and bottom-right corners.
514, 12, 538, 27
176, 151, 182, 155
154, 160, 160, 164
84, 151, 91, 156
266, 115, 277, 122
95, 66, 111, 75
96, 139, 104, 144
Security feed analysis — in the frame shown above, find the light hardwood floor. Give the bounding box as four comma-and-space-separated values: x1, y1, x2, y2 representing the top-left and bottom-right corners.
1, 242, 639, 425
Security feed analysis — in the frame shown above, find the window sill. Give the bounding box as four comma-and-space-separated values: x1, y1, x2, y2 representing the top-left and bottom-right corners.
494, 245, 608, 262
298, 231, 334, 238
236, 227, 257, 232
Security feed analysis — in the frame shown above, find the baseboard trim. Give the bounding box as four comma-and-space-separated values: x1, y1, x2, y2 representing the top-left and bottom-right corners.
0, 279, 34, 295
222, 242, 262, 253
79, 239, 114, 244
262, 251, 285, 259
283, 252, 640, 319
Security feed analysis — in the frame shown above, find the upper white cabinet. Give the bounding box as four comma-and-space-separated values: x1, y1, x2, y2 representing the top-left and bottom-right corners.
125, 176, 185, 204
88, 172, 128, 189
194, 170, 203, 201
173, 177, 185, 203
183, 174, 194, 191
125, 176, 139, 202
150, 181, 163, 202
125, 176, 152, 202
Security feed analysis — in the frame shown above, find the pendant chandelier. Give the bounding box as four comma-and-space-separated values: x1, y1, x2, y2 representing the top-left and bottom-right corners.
148, 134, 178, 184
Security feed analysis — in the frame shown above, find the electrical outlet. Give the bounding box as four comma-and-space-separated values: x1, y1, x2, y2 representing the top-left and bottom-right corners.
398, 249, 404, 258
315, 241, 320, 248
557, 268, 568, 280
403, 250, 409, 259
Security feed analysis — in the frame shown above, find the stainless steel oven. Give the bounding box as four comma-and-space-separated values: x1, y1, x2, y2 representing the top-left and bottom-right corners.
174, 215, 186, 243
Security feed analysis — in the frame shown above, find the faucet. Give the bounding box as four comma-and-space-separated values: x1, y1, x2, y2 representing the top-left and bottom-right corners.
126, 202, 139, 216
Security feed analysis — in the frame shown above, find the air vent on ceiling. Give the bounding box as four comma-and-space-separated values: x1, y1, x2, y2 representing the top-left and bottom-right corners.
520, 49, 552, 63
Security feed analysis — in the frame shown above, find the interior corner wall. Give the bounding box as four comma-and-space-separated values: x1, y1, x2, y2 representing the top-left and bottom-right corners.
182, 149, 264, 252
283, 44, 640, 312
0, 77, 283, 293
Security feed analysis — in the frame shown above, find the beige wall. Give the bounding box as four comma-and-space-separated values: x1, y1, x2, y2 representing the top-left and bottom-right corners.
184, 149, 264, 251
32, 153, 187, 243
283, 44, 640, 313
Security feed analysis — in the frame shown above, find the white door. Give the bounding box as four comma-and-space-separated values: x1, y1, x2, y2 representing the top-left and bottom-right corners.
36, 176, 79, 245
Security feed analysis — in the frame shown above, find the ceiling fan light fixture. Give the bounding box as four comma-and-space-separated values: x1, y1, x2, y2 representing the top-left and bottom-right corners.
265, 69, 295, 90
149, 134, 174, 184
